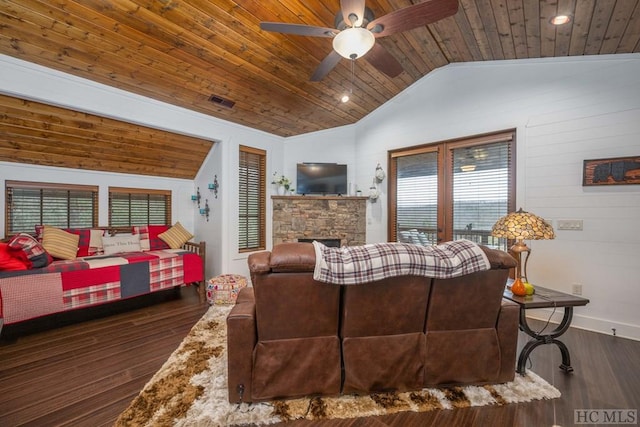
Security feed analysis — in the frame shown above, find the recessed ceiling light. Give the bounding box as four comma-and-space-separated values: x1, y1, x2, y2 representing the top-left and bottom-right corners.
550, 15, 571, 25
341, 94, 350, 103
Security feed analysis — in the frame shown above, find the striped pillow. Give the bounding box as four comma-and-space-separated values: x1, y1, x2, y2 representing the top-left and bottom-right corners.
158, 222, 193, 249
42, 226, 80, 260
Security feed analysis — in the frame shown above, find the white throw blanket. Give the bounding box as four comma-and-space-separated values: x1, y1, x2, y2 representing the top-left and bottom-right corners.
313, 239, 491, 285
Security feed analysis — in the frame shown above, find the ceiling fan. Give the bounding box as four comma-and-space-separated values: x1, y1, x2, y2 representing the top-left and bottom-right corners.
260, 0, 459, 81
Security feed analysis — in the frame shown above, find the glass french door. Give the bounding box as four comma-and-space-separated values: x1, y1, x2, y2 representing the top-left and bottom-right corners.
388, 130, 515, 250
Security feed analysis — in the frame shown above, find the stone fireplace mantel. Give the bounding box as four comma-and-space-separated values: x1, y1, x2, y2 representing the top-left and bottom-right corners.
272, 195, 367, 246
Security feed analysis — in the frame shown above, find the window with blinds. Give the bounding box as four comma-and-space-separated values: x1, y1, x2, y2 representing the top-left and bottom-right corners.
395, 150, 439, 245
451, 142, 512, 248
5, 181, 98, 235
108, 187, 171, 226
389, 130, 515, 250
238, 145, 266, 252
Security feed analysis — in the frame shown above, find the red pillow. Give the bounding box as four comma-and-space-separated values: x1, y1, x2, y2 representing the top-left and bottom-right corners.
133, 225, 170, 251
65, 229, 92, 257
0, 242, 29, 271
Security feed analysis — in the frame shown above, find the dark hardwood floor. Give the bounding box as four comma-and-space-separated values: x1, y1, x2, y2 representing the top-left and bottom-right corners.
1, 289, 638, 427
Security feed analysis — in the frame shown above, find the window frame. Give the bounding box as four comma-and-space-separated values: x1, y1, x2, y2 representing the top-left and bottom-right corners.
238, 145, 266, 253
108, 186, 172, 227
5, 180, 99, 236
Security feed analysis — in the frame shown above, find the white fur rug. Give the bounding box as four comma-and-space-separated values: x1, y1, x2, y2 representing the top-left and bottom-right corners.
116, 304, 561, 426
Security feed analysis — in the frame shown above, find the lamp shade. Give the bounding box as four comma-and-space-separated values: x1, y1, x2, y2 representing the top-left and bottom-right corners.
491, 208, 555, 241
332, 27, 375, 59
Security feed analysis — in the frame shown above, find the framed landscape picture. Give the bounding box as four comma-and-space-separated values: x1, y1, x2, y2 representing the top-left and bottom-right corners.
583, 156, 640, 186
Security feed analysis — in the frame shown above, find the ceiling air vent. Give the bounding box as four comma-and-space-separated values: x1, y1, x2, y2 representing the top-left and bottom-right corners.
208, 94, 235, 109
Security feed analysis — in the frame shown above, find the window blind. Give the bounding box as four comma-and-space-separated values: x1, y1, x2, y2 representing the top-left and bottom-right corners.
5, 181, 98, 235
395, 151, 439, 245
451, 142, 512, 249
239, 145, 266, 252
108, 187, 171, 226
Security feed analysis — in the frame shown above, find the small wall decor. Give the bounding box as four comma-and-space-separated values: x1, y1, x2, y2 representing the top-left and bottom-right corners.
208, 175, 219, 198
192, 187, 202, 208
583, 156, 640, 186
200, 199, 210, 221
375, 163, 386, 182
368, 178, 379, 202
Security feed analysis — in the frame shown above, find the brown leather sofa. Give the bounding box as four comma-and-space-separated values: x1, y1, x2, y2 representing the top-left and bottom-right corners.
227, 242, 519, 403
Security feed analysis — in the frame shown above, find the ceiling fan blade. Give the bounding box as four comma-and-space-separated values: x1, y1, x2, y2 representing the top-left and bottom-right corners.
367, 0, 459, 38
340, 0, 366, 27
311, 50, 342, 81
364, 43, 403, 78
260, 22, 337, 38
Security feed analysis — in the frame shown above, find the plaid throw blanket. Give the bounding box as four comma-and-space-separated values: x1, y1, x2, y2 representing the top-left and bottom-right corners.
312, 240, 491, 285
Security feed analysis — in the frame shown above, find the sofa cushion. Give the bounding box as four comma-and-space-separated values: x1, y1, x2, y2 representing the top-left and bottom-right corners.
102, 234, 141, 255
158, 222, 193, 249
8, 233, 51, 268
42, 226, 80, 260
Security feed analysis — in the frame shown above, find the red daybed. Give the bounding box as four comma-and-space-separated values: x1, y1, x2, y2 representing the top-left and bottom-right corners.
0, 226, 206, 336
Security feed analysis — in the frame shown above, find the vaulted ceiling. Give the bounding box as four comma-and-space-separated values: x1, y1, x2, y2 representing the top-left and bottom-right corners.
1, 0, 638, 139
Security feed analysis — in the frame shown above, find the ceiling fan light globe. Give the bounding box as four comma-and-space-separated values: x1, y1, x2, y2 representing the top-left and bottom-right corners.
333, 27, 375, 59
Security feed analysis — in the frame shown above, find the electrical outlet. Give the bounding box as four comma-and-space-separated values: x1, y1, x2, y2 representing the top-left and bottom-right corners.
572, 283, 582, 295
557, 219, 583, 230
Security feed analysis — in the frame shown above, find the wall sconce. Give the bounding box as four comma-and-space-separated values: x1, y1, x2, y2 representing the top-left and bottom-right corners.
199, 199, 210, 221
375, 163, 386, 182
369, 178, 379, 202
191, 187, 201, 208
208, 175, 219, 198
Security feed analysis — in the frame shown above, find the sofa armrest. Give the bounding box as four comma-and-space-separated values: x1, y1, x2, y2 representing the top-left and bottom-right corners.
496, 298, 520, 382
227, 287, 257, 403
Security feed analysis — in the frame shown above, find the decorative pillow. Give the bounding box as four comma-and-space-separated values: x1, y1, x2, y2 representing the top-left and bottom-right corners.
42, 226, 80, 260
88, 229, 105, 256
7, 233, 51, 268
67, 228, 94, 256
102, 234, 142, 255
133, 225, 170, 251
158, 222, 193, 249
0, 242, 29, 271
35, 226, 98, 257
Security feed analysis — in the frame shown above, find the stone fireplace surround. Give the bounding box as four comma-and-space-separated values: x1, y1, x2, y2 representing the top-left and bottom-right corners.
272, 195, 367, 247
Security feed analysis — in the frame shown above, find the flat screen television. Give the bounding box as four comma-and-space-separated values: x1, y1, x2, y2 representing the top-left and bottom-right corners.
296, 163, 347, 195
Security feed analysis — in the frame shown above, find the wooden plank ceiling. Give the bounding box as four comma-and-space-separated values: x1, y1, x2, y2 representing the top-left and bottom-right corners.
1, 0, 639, 176
0, 94, 213, 179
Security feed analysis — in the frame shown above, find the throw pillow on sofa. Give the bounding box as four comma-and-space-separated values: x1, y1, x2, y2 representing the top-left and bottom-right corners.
102, 234, 142, 255
7, 233, 51, 268
41, 226, 80, 260
158, 222, 193, 249
132, 225, 170, 251
35, 226, 103, 257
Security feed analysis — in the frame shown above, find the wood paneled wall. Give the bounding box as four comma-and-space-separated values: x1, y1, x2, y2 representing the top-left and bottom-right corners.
0, 94, 213, 179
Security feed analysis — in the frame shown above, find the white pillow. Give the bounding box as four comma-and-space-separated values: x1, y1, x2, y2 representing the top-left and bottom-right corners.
102, 234, 141, 255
